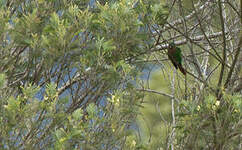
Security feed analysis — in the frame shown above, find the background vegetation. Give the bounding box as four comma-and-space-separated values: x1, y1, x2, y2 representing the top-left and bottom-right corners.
0, 0, 241, 149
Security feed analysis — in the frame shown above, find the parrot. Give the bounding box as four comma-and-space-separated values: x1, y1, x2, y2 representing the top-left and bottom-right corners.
167, 42, 186, 75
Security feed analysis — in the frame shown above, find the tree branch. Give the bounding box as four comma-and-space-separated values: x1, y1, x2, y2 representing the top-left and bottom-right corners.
216, 0, 228, 98
136, 88, 179, 103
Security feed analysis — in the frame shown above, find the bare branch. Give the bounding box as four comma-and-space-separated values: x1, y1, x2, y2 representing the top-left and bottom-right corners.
224, 36, 242, 89
156, 0, 214, 34
136, 88, 179, 102
217, 0, 228, 98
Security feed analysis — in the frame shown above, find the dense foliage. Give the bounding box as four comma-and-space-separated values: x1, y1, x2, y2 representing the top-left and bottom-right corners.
0, 0, 241, 150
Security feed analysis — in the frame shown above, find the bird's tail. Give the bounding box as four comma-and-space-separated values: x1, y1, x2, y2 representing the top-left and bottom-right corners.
178, 64, 186, 75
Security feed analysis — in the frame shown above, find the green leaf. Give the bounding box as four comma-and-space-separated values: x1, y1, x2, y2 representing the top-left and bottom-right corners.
46, 82, 57, 98
21, 83, 40, 98
87, 103, 97, 117
103, 39, 116, 51
0, 73, 6, 88
151, 3, 169, 25
72, 108, 83, 120
55, 128, 66, 140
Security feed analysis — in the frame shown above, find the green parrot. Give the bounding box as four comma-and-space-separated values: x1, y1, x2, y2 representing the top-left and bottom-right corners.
167, 42, 186, 75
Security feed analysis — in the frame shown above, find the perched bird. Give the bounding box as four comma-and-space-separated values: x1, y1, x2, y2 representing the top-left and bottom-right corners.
167, 42, 186, 75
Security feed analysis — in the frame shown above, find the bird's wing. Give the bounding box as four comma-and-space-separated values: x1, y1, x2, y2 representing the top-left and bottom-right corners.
174, 47, 182, 64
168, 55, 178, 69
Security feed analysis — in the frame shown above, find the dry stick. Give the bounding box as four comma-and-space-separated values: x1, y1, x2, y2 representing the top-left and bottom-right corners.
216, 0, 228, 99
151, 1, 207, 45
224, 0, 242, 90
186, 69, 216, 92
155, 21, 200, 49
224, 30, 242, 89
191, 0, 223, 63
57, 72, 84, 96
191, 0, 215, 94
135, 51, 207, 64
170, 70, 176, 150
136, 88, 179, 103
177, 0, 193, 100
154, 0, 213, 35
226, 1, 241, 17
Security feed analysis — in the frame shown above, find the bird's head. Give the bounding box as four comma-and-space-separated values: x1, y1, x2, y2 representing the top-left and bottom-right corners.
168, 42, 175, 49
